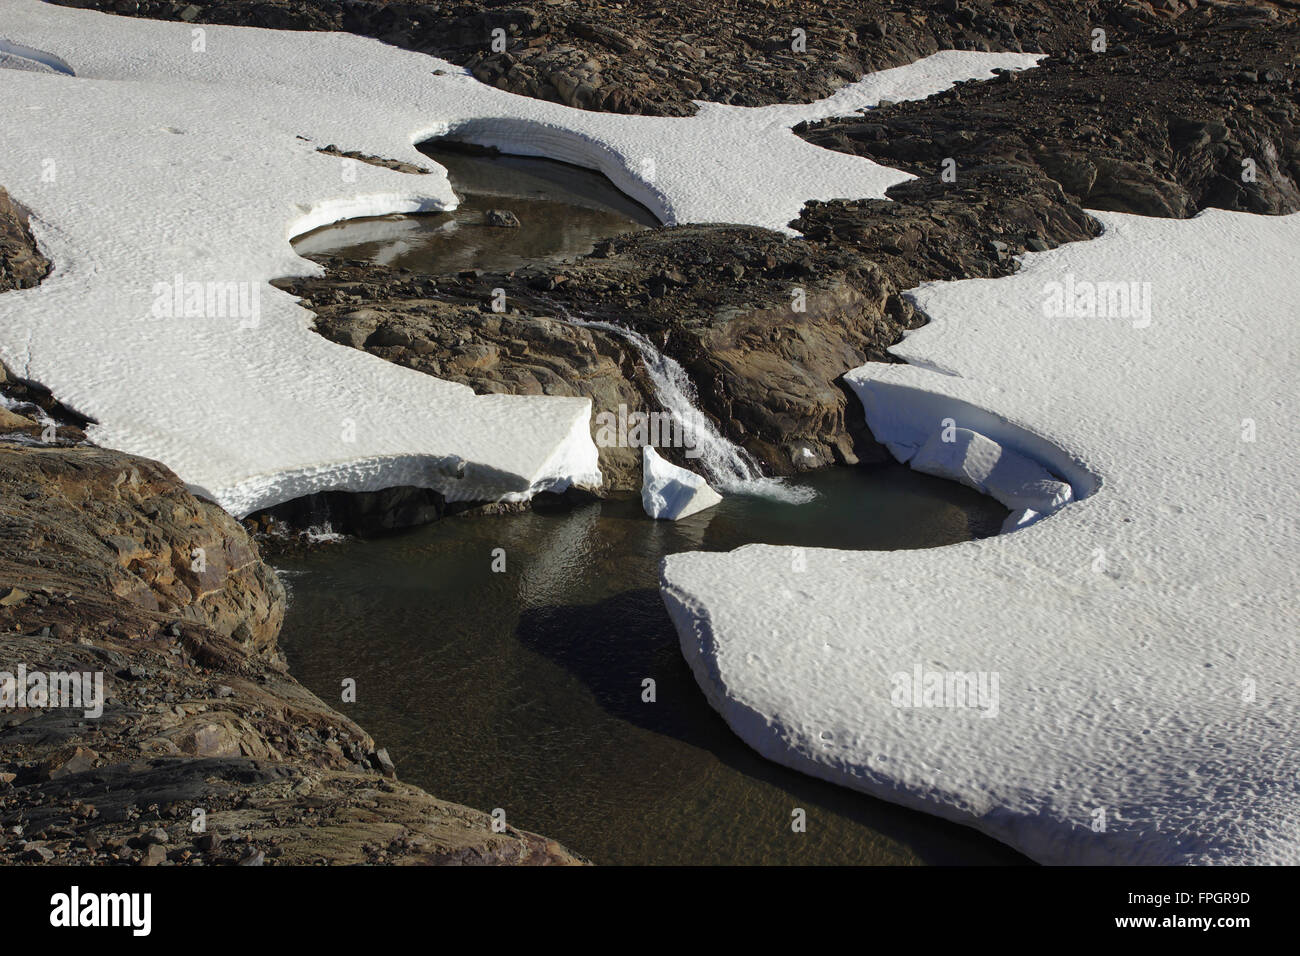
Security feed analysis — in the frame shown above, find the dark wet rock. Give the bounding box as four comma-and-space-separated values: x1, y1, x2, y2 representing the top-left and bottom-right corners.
485, 208, 522, 228
796, 16, 1300, 218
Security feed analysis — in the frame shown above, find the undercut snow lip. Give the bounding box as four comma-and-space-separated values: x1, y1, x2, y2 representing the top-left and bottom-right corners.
438, 118, 674, 226
0, 37, 75, 76
199, 443, 600, 520
285, 193, 459, 246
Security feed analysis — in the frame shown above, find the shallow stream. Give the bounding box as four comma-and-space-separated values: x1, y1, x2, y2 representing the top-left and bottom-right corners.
280, 144, 1024, 865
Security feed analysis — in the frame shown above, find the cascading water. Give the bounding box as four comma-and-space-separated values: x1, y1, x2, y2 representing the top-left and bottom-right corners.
562, 313, 815, 504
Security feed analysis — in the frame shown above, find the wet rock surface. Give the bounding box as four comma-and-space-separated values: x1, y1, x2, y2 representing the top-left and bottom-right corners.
0, 440, 585, 864
52, 0, 1186, 116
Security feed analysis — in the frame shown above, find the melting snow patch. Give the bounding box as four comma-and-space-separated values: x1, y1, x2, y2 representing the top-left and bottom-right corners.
662, 208, 1300, 864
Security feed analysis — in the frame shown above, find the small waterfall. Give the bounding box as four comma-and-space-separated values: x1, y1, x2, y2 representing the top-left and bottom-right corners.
563, 313, 815, 504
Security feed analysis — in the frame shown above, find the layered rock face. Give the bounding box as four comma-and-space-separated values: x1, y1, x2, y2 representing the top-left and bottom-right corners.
0, 436, 584, 864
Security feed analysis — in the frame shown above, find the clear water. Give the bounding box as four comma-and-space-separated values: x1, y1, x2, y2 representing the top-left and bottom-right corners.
276, 466, 1023, 865
291, 145, 658, 274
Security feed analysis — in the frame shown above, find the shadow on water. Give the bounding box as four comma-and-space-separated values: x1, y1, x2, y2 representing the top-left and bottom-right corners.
277, 468, 1028, 866
514, 585, 1029, 867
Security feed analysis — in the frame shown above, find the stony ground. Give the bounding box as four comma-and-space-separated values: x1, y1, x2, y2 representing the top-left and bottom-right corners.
796, 11, 1300, 217
53, 0, 1181, 116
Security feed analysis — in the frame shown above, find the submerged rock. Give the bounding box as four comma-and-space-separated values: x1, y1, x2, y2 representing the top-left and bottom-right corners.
484, 209, 521, 228
641, 445, 721, 520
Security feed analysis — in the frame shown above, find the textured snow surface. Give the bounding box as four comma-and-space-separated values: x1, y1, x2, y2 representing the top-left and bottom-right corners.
663, 209, 1300, 864
641, 446, 722, 520
0, 0, 1040, 515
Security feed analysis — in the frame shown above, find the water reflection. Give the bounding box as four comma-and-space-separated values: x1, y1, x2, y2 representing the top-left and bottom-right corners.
291, 144, 658, 275
277, 466, 1025, 865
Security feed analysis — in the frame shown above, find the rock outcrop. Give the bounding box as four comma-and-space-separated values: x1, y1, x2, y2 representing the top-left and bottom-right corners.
0, 186, 49, 293
0, 432, 583, 865
796, 13, 1300, 218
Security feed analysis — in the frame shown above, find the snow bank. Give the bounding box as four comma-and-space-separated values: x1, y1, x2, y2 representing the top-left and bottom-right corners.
0, 0, 1042, 515
905, 426, 1073, 531
641, 446, 722, 520
663, 209, 1300, 864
